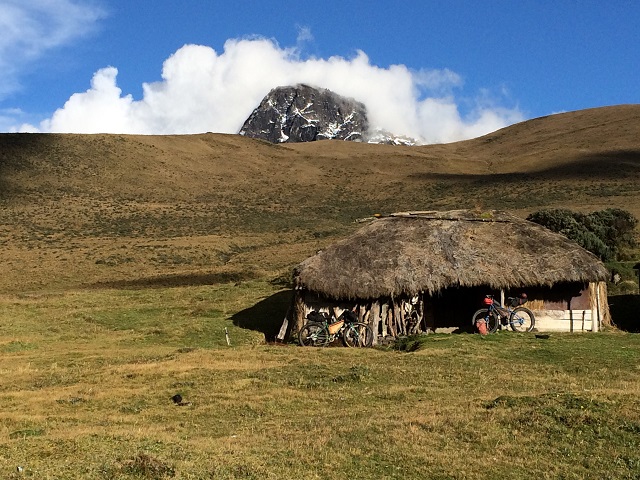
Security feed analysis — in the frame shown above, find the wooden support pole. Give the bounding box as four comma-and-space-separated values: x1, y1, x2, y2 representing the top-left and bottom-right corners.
294, 291, 306, 335
370, 301, 380, 345
568, 299, 574, 333
593, 281, 601, 332
276, 302, 292, 341
416, 296, 425, 334
398, 299, 406, 336
390, 305, 395, 336
381, 303, 389, 338
391, 300, 400, 337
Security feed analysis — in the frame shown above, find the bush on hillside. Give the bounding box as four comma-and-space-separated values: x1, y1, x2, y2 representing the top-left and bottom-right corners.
526, 208, 638, 261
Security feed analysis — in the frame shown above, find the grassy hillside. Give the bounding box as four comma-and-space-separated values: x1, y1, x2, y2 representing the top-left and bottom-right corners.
1, 105, 639, 293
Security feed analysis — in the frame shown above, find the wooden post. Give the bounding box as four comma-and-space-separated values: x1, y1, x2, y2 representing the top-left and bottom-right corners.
381, 303, 389, 338
392, 300, 401, 337
417, 296, 425, 333
370, 301, 380, 345
294, 291, 306, 335
389, 300, 396, 337
568, 298, 574, 333
276, 303, 292, 341
593, 281, 600, 332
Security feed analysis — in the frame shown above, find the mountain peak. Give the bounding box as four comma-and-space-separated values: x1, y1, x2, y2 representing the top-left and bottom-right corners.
239, 84, 368, 143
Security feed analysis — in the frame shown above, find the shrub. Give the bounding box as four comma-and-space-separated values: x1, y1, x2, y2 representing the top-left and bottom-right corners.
527, 208, 638, 261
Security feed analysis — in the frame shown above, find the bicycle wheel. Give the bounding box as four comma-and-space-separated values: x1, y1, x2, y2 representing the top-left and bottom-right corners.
509, 307, 535, 332
471, 309, 499, 333
298, 323, 330, 347
487, 311, 500, 333
342, 322, 374, 347
408, 310, 420, 333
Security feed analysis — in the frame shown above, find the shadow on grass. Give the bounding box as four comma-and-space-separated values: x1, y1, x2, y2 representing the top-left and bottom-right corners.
87, 271, 257, 289
609, 294, 640, 332
411, 149, 640, 182
231, 290, 293, 342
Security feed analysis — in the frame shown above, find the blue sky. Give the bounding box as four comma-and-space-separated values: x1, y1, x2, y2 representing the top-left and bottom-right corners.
1, 0, 638, 142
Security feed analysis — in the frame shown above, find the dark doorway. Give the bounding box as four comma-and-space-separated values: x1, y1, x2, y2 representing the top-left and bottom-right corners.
608, 294, 640, 332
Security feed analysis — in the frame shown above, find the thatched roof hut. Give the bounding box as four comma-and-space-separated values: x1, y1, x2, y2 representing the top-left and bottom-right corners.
295, 210, 608, 299
282, 210, 609, 340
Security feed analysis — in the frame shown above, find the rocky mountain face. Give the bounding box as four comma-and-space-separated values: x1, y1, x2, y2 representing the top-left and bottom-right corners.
239, 84, 368, 143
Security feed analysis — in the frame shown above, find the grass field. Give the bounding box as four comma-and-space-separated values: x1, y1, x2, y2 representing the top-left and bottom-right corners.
1, 106, 640, 478
1, 281, 639, 479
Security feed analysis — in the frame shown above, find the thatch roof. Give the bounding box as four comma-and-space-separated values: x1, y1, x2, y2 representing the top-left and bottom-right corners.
294, 210, 609, 300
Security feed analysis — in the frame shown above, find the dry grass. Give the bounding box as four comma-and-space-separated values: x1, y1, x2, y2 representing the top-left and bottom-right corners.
0, 283, 639, 479
1, 106, 640, 294
0, 106, 639, 478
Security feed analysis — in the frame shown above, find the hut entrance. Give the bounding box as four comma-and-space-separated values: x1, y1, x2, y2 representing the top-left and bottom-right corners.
424, 286, 489, 333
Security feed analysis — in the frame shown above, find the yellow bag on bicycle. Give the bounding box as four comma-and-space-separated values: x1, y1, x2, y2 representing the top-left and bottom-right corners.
328, 319, 344, 334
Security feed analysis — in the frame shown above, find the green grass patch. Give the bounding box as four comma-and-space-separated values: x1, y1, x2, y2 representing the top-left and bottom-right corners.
1, 284, 640, 479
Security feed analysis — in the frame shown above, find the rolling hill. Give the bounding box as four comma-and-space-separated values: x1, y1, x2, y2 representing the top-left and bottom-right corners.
1, 105, 639, 293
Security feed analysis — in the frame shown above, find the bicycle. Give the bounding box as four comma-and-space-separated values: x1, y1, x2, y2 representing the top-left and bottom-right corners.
471, 294, 535, 333
403, 296, 421, 334
298, 310, 375, 347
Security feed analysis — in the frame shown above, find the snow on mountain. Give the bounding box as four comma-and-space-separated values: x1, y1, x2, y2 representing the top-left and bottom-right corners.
365, 129, 420, 146
239, 84, 421, 146
239, 84, 368, 143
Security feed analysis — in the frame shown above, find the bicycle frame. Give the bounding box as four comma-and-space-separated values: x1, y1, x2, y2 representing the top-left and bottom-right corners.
299, 310, 374, 347
473, 294, 535, 333
305, 312, 346, 342
489, 301, 511, 323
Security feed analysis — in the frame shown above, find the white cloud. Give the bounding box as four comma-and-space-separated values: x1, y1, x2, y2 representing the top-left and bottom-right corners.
0, 0, 105, 99
296, 25, 314, 45
24, 37, 524, 144
413, 68, 463, 92
39, 66, 138, 133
